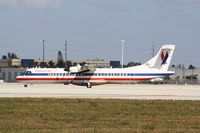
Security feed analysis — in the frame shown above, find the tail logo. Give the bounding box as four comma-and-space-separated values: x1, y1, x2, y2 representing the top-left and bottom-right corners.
161, 51, 169, 65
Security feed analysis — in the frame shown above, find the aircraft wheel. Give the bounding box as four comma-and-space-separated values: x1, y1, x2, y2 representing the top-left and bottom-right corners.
86, 83, 92, 88
64, 83, 69, 85
24, 84, 28, 87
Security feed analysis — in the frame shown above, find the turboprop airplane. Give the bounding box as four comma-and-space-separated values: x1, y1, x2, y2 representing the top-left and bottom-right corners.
16, 44, 175, 88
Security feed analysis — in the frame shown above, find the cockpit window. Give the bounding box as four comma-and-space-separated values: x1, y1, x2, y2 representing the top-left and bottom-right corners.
25, 71, 31, 74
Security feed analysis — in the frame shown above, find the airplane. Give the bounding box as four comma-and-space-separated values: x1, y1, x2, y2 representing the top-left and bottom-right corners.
16, 44, 175, 88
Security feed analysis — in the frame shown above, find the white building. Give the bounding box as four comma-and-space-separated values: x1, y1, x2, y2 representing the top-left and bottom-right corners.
1, 68, 26, 82
169, 67, 200, 84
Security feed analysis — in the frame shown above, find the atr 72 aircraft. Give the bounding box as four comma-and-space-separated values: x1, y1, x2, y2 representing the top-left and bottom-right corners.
16, 45, 175, 88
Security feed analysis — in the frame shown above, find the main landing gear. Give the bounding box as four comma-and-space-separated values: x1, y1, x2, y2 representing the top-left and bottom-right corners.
85, 82, 92, 88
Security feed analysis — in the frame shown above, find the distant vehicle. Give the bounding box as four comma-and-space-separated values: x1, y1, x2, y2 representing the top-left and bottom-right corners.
16, 45, 175, 88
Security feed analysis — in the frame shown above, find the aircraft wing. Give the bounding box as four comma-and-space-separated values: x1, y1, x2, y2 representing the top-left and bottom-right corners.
69, 64, 96, 73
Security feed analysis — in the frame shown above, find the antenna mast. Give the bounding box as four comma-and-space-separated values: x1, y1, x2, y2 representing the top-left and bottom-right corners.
152, 45, 155, 57
64, 40, 67, 62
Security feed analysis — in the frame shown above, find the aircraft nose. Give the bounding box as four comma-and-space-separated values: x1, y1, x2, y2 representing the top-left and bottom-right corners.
16, 76, 22, 80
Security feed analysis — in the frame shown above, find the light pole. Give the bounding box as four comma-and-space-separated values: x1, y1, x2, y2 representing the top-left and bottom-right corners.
64, 40, 67, 62
40, 40, 45, 67
121, 40, 125, 68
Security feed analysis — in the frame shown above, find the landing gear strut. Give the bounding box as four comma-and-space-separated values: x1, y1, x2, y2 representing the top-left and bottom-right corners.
85, 82, 92, 88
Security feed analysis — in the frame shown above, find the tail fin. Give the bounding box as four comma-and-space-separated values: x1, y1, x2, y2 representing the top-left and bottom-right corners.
144, 45, 175, 71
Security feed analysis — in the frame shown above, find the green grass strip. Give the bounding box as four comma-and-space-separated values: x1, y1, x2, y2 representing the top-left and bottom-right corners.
0, 98, 200, 133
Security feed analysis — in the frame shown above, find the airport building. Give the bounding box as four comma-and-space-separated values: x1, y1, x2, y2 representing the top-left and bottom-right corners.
0, 59, 119, 68
1, 68, 26, 82
169, 67, 200, 84
0, 59, 21, 68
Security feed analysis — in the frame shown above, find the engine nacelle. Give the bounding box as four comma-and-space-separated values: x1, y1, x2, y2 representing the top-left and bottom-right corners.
150, 78, 163, 83
69, 64, 96, 73
69, 64, 82, 73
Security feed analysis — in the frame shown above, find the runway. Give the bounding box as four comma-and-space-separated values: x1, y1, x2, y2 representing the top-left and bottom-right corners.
0, 83, 200, 100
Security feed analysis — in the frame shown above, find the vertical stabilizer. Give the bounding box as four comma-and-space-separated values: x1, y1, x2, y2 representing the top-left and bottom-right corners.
144, 45, 175, 71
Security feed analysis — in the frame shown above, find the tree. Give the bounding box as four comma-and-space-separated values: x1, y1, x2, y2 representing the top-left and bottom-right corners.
2, 55, 7, 59
186, 75, 198, 79
73, 62, 77, 66
48, 60, 55, 68
56, 60, 65, 68
2, 52, 19, 59
40, 62, 48, 68
32, 62, 39, 67
188, 65, 195, 69
177, 64, 185, 68
125, 62, 141, 67
171, 64, 175, 67
7, 53, 11, 58
80, 62, 86, 66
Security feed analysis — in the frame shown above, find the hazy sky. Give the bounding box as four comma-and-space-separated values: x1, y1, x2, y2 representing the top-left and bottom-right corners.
0, 0, 200, 67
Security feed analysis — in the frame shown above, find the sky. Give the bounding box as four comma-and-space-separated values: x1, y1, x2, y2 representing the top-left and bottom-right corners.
0, 0, 200, 67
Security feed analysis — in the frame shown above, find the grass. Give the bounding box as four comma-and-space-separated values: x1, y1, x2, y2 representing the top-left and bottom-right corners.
0, 98, 200, 132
